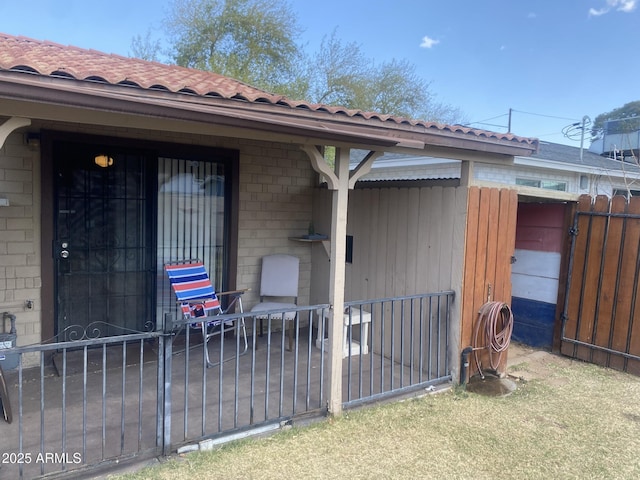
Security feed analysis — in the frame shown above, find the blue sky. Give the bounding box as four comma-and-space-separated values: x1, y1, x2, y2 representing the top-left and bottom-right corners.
0, 0, 638, 147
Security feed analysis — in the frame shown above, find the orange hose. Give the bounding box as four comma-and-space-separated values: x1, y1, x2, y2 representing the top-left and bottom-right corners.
472, 301, 514, 378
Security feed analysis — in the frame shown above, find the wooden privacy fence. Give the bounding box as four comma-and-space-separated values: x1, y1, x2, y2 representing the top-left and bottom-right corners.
461, 187, 518, 378
560, 194, 640, 374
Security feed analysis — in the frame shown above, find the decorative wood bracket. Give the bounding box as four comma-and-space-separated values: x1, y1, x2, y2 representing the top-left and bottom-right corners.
0, 117, 31, 150
349, 150, 382, 189
301, 146, 382, 191
301, 145, 338, 190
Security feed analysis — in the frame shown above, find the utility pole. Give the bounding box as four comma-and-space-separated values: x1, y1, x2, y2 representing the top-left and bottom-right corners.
579, 115, 590, 162
507, 108, 512, 133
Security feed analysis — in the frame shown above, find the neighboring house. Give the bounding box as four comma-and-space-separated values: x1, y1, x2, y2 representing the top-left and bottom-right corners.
589, 118, 640, 163
0, 33, 540, 474
352, 141, 640, 350
355, 141, 640, 199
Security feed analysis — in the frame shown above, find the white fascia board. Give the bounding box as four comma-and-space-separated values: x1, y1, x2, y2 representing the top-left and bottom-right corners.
514, 156, 640, 180
367, 156, 459, 169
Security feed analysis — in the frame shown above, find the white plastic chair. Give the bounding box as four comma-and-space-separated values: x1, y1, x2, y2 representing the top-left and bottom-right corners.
250, 254, 299, 351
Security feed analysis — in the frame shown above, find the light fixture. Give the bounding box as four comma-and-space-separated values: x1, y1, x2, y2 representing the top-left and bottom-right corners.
94, 154, 114, 168
26, 132, 40, 150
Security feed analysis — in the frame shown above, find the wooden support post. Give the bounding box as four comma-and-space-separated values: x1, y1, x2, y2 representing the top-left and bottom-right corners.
300, 145, 379, 415
327, 147, 350, 415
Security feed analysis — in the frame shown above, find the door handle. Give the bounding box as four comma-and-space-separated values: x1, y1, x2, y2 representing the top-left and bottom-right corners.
56, 241, 70, 259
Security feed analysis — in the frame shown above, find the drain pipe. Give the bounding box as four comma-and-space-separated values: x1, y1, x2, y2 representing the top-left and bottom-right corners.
3, 312, 17, 335
1, 312, 18, 370
460, 346, 474, 387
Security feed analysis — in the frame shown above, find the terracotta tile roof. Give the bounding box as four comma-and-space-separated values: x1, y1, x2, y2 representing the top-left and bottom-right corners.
0, 33, 537, 149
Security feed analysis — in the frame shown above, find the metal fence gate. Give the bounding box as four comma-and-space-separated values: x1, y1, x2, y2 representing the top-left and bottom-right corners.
0, 307, 327, 480
0, 330, 164, 480
560, 194, 640, 374
0, 292, 453, 479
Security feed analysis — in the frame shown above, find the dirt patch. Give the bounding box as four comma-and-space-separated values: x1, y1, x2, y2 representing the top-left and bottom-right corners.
506, 342, 575, 384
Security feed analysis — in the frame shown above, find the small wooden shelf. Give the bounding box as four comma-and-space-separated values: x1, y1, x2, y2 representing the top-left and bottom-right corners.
289, 236, 330, 256
288, 236, 325, 242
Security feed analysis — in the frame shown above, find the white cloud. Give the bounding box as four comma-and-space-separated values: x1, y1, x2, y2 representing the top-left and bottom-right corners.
617, 0, 637, 12
589, 0, 637, 16
589, 7, 608, 15
419, 35, 440, 49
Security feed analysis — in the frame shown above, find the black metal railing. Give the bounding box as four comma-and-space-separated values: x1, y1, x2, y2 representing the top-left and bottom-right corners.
164, 305, 329, 453
0, 291, 453, 479
338, 292, 454, 408
0, 330, 162, 480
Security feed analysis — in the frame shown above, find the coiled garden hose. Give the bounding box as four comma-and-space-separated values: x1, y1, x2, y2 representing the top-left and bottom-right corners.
472, 301, 514, 379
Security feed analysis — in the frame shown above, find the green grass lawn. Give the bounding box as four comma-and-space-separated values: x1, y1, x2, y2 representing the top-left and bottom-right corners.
114, 354, 640, 480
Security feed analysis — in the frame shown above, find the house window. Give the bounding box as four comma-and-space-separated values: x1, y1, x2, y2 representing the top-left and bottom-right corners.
613, 188, 640, 199
516, 178, 567, 192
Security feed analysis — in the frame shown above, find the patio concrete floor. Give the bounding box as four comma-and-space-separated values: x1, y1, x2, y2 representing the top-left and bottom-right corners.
0, 327, 438, 479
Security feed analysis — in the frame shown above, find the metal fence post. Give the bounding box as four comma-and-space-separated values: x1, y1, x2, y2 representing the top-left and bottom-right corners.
158, 313, 173, 456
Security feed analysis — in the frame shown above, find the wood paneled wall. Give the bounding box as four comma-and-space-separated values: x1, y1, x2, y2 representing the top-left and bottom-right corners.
344, 186, 467, 300
311, 184, 518, 378
311, 185, 468, 372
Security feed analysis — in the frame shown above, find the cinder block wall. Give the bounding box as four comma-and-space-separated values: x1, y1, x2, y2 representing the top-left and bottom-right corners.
0, 131, 41, 346
236, 141, 314, 308
0, 126, 316, 347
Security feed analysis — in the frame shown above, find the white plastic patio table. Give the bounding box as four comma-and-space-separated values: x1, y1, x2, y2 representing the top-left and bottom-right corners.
316, 307, 371, 358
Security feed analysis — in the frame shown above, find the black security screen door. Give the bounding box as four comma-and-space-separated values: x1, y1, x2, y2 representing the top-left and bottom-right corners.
54, 142, 155, 339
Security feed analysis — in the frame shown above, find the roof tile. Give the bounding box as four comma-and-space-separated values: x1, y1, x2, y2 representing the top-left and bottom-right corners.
0, 33, 537, 147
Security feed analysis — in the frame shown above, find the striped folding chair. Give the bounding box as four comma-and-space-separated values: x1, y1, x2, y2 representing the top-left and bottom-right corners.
165, 260, 248, 367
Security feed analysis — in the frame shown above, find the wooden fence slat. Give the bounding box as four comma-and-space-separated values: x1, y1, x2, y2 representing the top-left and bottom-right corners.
553, 201, 576, 352
625, 276, 640, 374
502, 189, 518, 303
461, 186, 480, 350
485, 188, 500, 301
608, 198, 640, 370
575, 195, 609, 362
592, 195, 625, 366
495, 189, 517, 374
561, 195, 593, 357
625, 198, 640, 374
472, 188, 491, 310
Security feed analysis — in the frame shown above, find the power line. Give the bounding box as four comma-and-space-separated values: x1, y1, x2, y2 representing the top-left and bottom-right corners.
535, 130, 577, 139
510, 109, 581, 122
467, 109, 587, 139
468, 122, 509, 129
467, 109, 580, 131
466, 113, 509, 126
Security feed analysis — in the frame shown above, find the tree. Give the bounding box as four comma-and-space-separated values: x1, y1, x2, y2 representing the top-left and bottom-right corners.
130, 31, 163, 62
165, 0, 303, 94
591, 100, 640, 139
305, 30, 465, 124
131, 1, 465, 124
